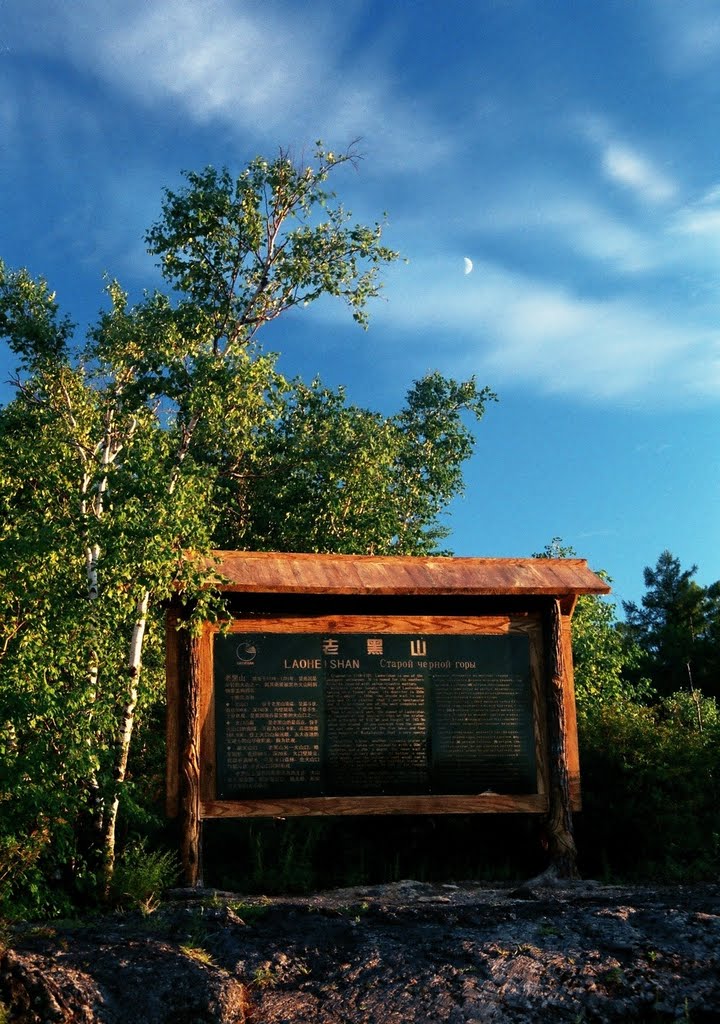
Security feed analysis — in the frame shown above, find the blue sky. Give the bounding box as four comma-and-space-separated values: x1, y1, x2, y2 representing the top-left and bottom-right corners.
2, 0, 720, 609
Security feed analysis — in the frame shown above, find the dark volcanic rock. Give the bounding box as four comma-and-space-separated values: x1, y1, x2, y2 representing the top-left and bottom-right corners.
2, 881, 719, 1023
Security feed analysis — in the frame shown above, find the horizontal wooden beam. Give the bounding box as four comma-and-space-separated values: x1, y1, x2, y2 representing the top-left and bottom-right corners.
212, 614, 525, 634
204, 551, 610, 601
201, 794, 549, 818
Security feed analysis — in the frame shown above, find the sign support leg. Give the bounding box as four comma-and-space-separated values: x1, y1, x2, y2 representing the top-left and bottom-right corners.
544, 598, 579, 879
180, 628, 202, 887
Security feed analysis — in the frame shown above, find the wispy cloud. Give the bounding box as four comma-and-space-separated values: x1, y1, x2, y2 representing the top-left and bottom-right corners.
634, 442, 672, 455
6, 1, 720, 413
7, 0, 452, 171
95, 1, 327, 129
672, 185, 720, 240
350, 257, 720, 405
576, 115, 677, 205
471, 193, 658, 274
601, 143, 677, 204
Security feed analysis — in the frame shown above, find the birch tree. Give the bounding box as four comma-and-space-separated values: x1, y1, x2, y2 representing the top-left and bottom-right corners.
0, 145, 400, 897
0, 145, 495, 910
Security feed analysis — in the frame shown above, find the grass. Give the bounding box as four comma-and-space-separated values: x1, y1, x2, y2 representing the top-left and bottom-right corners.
252, 966, 279, 989
179, 944, 216, 966
537, 923, 562, 938
227, 901, 272, 924
109, 841, 179, 911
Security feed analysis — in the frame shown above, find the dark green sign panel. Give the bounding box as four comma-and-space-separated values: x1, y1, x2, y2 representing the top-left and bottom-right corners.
214, 632, 537, 799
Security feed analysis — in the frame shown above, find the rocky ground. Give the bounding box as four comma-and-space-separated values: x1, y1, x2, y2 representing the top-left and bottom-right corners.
2, 879, 719, 1023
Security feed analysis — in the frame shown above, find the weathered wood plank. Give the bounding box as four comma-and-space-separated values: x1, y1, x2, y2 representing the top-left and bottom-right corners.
561, 612, 582, 810
164, 610, 180, 819
527, 618, 549, 800
201, 794, 549, 818
545, 599, 579, 877
215, 614, 520, 635
179, 631, 203, 887
209, 551, 610, 598
198, 629, 216, 806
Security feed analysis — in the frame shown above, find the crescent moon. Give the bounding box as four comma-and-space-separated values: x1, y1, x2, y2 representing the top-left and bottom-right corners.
463, 257, 473, 275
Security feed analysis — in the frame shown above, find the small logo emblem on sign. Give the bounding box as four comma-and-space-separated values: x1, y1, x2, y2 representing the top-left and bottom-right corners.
236, 642, 257, 664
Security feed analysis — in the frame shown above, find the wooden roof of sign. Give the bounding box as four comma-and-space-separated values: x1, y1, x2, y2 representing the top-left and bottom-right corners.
209, 551, 610, 599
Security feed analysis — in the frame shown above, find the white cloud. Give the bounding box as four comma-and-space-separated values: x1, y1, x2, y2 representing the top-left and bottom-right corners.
348, 258, 720, 404
699, 185, 720, 205
676, 208, 720, 237
547, 203, 652, 271
575, 114, 677, 205
602, 143, 676, 204
6, 1, 719, 411
473, 194, 658, 274
96, 2, 317, 126
672, 186, 720, 240
6, 0, 452, 172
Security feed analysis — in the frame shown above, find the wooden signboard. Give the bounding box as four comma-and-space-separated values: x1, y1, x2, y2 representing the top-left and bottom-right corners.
166, 552, 610, 885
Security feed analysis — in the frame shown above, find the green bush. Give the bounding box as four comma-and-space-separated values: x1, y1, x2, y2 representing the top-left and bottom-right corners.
577, 690, 720, 880
109, 840, 179, 910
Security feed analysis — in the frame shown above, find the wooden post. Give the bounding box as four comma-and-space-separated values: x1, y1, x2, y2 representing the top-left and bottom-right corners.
544, 598, 579, 878
179, 626, 203, 886
165, 610, 180, 818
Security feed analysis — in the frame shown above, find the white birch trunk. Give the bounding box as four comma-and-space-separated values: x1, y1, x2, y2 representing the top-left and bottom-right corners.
101, 405, 195, 885
102, 589, 150, 888
84, 403, 136, 872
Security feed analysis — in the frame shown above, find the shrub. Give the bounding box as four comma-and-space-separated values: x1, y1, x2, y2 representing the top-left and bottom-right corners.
577, 690, 720, 880
109, 840, 179, 910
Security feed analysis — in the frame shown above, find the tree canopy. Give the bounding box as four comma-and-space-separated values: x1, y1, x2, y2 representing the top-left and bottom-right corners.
0, 146, 496, 913
623, 550, 720, 699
